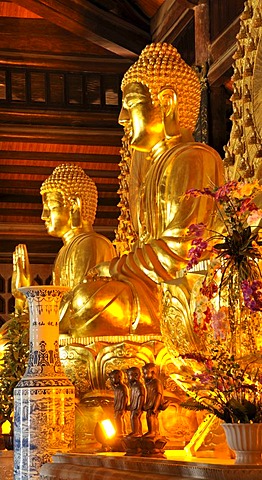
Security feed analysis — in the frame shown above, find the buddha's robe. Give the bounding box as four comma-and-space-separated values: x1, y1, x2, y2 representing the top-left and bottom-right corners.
55, 231, 115, 334
59, 142, 224, 339
53, 231, 115, 288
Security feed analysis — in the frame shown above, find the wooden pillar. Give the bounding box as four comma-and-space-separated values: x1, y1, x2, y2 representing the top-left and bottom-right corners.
193, 2, 210, 144
194, 0, 210, 65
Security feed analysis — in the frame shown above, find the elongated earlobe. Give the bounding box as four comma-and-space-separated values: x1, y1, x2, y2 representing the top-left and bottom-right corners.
158, 88, 181, 139
70, 197, 82, 229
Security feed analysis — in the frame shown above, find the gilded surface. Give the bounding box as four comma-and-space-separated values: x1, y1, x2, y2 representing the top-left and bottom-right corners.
13, 45, 224, 342
12, 42, 226, 450
224, 0, 262, 181
56, 43, 223, 339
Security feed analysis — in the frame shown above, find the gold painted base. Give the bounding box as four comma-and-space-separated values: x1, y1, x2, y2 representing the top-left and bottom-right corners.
59, 335, 197, 450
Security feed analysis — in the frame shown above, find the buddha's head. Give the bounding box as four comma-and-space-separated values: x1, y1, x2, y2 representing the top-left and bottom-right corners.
40, 163, 97, 238
119, 43, 200, 152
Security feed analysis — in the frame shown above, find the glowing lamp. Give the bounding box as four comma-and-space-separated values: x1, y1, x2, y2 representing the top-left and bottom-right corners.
2, 420, 11, 434
100, 419, 116, 439
94, 419, 117, 450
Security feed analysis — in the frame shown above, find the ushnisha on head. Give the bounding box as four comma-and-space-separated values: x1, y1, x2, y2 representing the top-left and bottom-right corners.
40, 163, 98, 225
121, 42, 200, 133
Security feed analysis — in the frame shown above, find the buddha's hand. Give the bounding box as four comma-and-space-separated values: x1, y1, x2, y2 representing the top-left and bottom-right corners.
12, 244, 31, 313
86, 261, 111, 279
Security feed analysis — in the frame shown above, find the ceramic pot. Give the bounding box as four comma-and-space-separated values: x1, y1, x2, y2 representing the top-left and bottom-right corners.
222, 423, 262, 464
14, 286, 75, 480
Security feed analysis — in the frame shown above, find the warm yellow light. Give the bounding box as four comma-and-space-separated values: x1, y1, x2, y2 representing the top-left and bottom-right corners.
0, 339, 6, 362
101, 419, 116, 439
2, 420, 11, 434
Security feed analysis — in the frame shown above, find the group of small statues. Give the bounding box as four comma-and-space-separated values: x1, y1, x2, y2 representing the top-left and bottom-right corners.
109, 363, 168, 456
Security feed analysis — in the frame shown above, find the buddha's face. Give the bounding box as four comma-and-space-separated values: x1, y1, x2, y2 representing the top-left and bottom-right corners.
41, 191, 71, 238
119, 82, 164, 152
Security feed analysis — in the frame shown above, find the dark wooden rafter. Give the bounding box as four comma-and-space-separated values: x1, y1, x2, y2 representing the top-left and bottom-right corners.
151, 0, 197, 42
0, 18, 116, 57
0, 125, 122, 145
0, 51, 132, 72
11, 0, 150, 57
208, 17, 240, 85
0, 110, 121, 129
0, 150, 120, 164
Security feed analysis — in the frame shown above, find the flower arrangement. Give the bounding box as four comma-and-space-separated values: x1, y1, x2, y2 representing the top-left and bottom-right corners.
185, 180, 262, 354
178, 349, 262, 424
177, 180, 262, 423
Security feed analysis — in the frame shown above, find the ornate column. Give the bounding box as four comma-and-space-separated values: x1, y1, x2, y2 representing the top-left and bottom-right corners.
14, 286, 75, 480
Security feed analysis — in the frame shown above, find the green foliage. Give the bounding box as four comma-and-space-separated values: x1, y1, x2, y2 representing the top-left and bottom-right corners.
0, 311, 29, 424
181, 397, 261, 423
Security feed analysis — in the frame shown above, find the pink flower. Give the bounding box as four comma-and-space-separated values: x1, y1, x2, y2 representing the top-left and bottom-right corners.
200, 280, 218, 299
242, 280, 262, 311
187, 238, 208, 270
211, 308, 229, 340
187, 223, 206, 237
247, 209, 262, 226
214, 181, 238, 201
239, 198, 258, 213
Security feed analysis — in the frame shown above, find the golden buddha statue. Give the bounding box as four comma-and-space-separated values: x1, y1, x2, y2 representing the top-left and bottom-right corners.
11, 43, 225, 451
12, 164, 115, 319
55, 43, 224, 343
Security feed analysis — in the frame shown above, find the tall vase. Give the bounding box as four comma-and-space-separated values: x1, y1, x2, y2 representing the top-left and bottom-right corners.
14, 286, 75, 480
222, 423, 262, 464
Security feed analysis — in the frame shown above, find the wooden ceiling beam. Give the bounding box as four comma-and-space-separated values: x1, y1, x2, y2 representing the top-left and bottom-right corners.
11, 0, 150, 57
0, 110, 121, 130
0, 51, 132, 72
208, 17, 239, 85
0, 125, 122, 145
0, 18, 116, 57
151, 0, 196, 42
0, 150, 120, 164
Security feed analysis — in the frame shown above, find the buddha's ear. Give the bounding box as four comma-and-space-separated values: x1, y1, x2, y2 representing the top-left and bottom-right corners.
70, 196, 82, 229
158, 87, 181, 138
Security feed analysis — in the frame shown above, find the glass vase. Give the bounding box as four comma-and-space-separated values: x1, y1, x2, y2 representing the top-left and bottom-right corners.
14, 286, 75, 480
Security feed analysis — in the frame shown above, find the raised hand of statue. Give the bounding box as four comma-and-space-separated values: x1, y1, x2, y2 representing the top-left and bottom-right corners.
12, 243, 31, 313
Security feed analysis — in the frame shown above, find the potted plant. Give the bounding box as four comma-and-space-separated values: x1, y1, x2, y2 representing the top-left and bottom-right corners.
0, 310, 29, 449
175, 180, 262, 463
176, 348, 262, 463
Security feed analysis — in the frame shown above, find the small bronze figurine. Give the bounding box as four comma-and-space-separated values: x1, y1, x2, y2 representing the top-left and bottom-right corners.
140, 363, 168, 457
126, 367, 145, 437
109, 369, 128, 436
142, 363, 164, 437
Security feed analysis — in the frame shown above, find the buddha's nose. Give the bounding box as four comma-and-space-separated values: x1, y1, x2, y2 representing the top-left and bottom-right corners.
118, 106, 129, 126
41, 207, 49, 220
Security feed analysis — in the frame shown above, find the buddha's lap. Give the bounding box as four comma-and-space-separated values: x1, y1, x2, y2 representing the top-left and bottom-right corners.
61, 277, 161, 337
